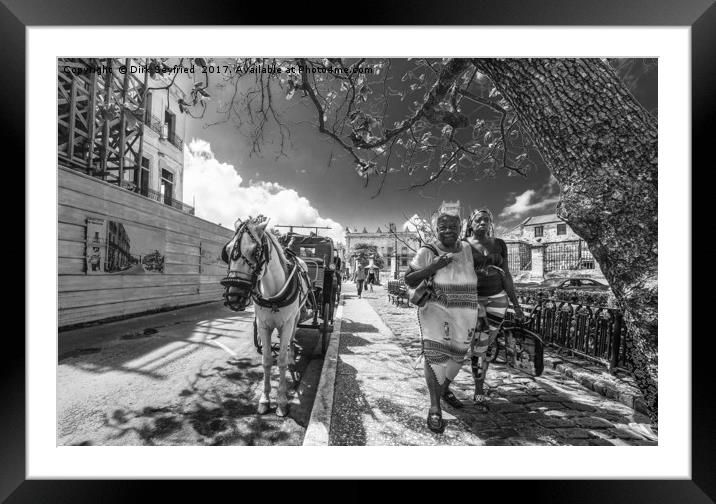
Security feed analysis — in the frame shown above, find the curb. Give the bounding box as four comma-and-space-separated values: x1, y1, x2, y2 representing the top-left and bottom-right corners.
302, 294, 344, 446
544, 355, 649, 416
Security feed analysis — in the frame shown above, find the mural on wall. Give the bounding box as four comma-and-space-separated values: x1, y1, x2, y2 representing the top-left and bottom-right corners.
199, 241, 224, 275
85, 217, 107, 274
85, 217, 165, 274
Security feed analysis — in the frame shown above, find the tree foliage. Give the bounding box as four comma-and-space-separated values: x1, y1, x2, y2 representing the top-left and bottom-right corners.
351, 243, 385, 269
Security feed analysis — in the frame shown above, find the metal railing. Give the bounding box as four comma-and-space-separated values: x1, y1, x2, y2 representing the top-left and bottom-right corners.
509, 289, 628, 372
120, 180, 194, 214
145, 114, 183, 151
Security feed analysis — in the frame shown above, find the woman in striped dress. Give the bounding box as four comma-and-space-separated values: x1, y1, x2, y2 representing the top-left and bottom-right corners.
464, 208, 525, 408
405, 212, 480, 433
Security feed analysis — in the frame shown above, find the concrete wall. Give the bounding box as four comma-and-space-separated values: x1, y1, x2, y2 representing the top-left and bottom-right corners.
58, 166, 233, 328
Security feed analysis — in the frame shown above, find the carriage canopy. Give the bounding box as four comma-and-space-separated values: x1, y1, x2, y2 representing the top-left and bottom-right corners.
284, 233, 335, 266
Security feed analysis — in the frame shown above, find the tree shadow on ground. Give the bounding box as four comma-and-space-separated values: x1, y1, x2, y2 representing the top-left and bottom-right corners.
71, 347, 319, 446
445, 365, 656, 446
57, 312, 255, 379
340, 319, 380, 333
328, 361, 370, 446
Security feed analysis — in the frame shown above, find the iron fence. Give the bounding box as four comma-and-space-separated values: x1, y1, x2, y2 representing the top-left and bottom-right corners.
509, 289, 629, 372
544, 240, 595, 271
506, 241, 532, 272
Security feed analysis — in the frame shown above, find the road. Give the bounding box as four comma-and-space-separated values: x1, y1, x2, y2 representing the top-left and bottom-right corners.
57, 302, 324, 446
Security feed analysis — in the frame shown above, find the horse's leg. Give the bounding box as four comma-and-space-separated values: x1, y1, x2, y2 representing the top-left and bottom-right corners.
257, 320, 273, 415
276, 311, 298, 417
287, 313, 301, 387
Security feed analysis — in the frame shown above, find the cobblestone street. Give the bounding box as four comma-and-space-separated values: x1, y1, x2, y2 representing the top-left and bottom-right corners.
330, 281, 656, 446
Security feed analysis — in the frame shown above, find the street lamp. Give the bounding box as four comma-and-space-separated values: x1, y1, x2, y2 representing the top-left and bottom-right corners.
389, 222, 399, 280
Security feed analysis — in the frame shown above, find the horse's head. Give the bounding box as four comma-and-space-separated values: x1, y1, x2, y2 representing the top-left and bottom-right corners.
220, 216, 270, 311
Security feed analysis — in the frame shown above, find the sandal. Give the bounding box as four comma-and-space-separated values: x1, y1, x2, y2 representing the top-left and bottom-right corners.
427, 411, 446, 434
473, 391, 489, 413
442, 388, 464, 409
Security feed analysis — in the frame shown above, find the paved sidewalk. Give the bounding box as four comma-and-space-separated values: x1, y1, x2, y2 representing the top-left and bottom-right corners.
328, 282, 657, 446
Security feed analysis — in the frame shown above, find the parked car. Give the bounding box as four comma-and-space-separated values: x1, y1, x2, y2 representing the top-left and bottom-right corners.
534, 277, 609, 291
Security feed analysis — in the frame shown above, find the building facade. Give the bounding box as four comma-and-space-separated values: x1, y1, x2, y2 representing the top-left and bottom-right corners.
58, 57, 190, 214
503, 213, 605, 282
345, 226, 421, 278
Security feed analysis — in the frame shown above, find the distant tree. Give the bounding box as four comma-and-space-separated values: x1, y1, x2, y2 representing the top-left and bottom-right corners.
351, 243, 385, 270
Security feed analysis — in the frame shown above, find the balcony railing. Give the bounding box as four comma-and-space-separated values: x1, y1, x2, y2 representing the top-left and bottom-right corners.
120, 180, 194, 215
145, 114, 183, 151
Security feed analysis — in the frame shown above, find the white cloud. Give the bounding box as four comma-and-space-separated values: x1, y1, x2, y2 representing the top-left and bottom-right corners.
184, 139, 345, 245
499, 177, 561, 221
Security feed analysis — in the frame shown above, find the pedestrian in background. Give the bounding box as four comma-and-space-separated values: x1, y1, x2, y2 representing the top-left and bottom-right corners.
366, 265, 377, 293
404, 210, 480, 434
354, 264, 366, 298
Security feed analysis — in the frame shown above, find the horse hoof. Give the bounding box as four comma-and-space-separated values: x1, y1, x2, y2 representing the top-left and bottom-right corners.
276, 404, 289, 417
257, 401, 270, 415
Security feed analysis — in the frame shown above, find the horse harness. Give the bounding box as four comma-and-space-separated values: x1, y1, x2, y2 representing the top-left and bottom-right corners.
221, 223, 311, 313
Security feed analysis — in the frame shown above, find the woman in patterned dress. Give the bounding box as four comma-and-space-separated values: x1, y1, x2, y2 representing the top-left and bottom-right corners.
404, 211, 480, 433
463, 208, 525, 409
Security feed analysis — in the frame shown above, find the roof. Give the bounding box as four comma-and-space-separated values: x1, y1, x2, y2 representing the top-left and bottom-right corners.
522, 213, 564, 226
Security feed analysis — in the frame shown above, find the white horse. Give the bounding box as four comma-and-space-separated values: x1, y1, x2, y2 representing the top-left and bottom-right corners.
220, 216, 310, 416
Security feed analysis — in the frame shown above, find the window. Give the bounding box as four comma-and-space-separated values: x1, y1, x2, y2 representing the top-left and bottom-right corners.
387, 247, 393, 257
144, 92, 153, 126
299, 247, 316, 257
161, 168, 174, 205
557, 223, 567, 235
137, 157, 150, 196
534, 226, 544, 238
401, 257, 408, 267
164, 109, 176, 139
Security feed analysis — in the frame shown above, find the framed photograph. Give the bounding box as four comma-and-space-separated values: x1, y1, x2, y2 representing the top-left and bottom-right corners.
9, 0, 708, 500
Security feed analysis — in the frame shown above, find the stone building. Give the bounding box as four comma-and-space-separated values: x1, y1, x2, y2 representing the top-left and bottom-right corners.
344, 201, 463, 279
344, 225, 421, 278
502, 213, 605, 282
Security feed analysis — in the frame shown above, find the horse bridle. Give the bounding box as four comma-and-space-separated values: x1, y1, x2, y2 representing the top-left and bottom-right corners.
220, 222, 271, 297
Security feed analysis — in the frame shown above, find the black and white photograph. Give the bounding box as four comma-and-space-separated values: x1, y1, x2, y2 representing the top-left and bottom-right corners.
55, 55, 660, 448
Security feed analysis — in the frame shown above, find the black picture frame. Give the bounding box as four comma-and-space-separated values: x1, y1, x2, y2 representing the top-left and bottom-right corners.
8, 0, 708, 501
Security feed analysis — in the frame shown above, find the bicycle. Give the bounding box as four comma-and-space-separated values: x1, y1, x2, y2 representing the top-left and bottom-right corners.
485, 314, 544, 377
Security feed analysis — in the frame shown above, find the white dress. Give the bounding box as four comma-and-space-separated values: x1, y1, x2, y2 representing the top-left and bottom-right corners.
410, 241, 480, 383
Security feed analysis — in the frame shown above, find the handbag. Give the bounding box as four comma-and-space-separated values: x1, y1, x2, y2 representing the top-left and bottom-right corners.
408, 244, 440, 307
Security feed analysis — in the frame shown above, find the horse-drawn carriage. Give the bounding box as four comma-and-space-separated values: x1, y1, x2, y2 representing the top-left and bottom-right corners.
220, 216, 342, 416
251, 232, 341, 356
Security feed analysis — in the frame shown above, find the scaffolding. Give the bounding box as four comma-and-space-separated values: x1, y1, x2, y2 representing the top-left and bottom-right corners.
58, 58, 148, 187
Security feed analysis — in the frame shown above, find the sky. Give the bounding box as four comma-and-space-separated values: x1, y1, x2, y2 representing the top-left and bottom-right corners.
181, 58, 657, 246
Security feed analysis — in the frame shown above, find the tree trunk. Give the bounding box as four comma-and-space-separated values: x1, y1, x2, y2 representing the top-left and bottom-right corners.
474, 58, 658, 424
